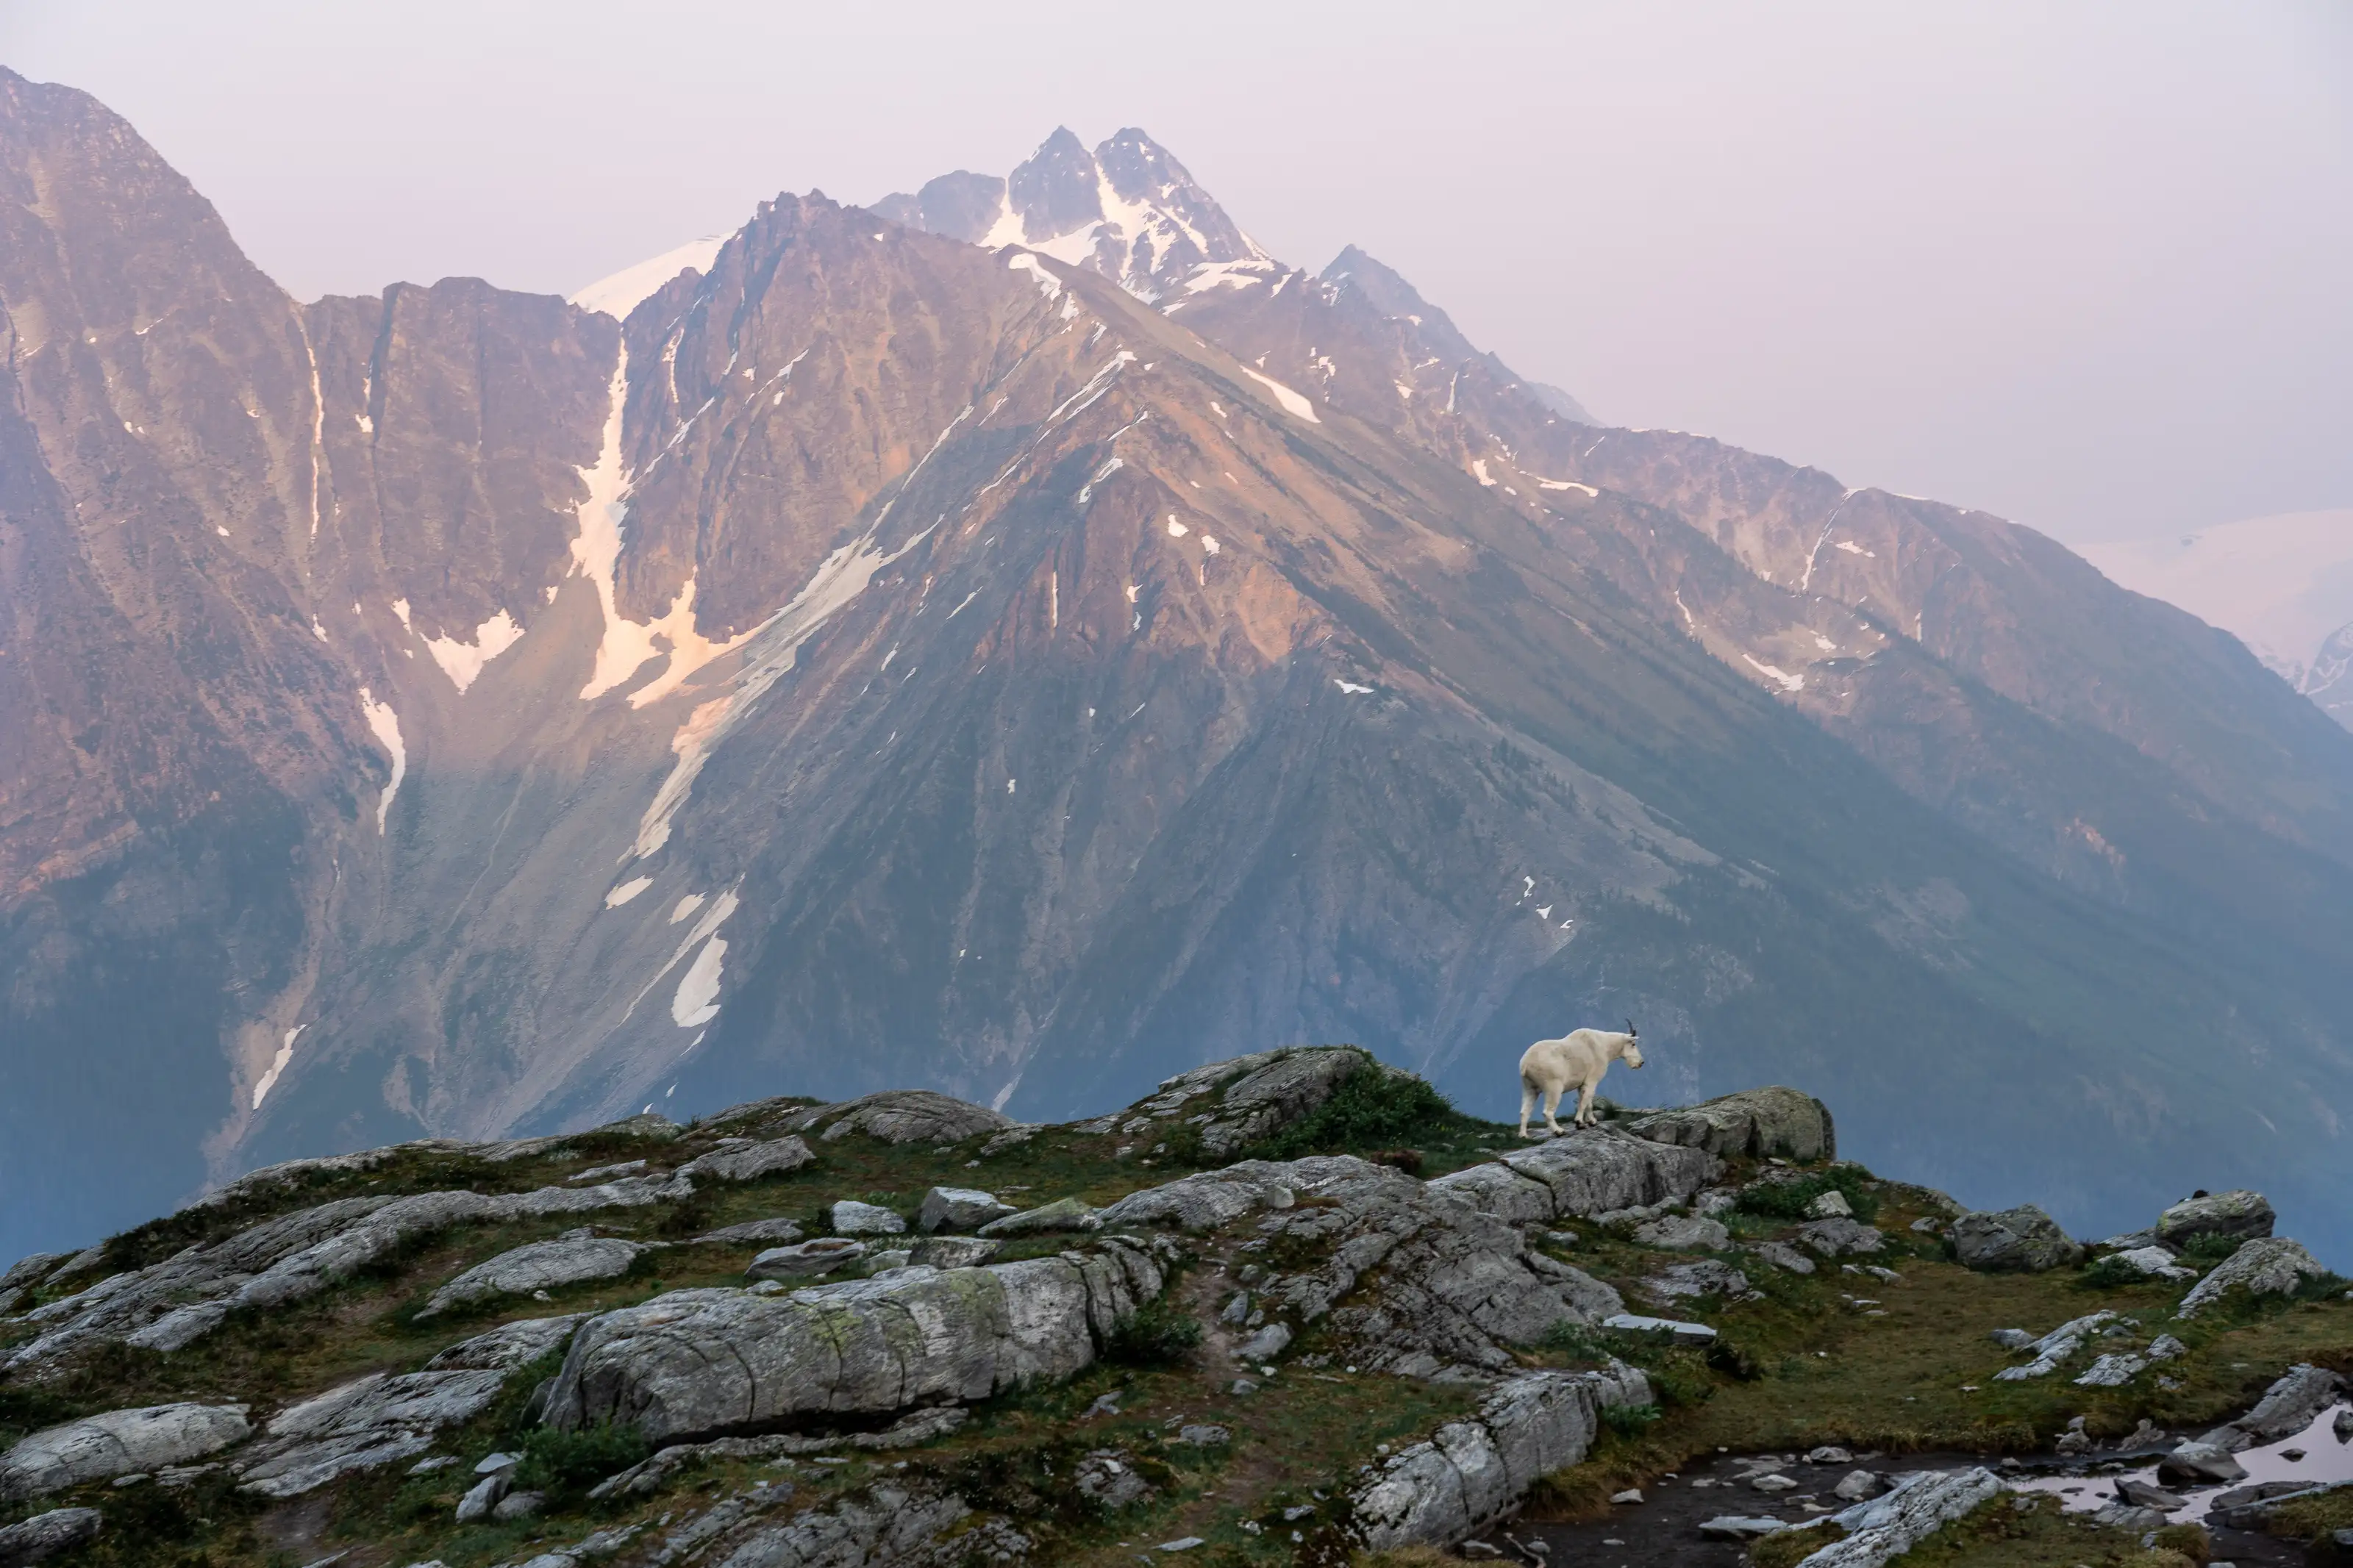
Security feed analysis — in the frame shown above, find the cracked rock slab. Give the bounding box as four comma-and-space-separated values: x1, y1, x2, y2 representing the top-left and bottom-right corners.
676, 1136, 814, 1184
0, 1403, 251, 1500
1798, 1467, 2006, 1568
1626, 1087, 1835, 1161
2176, 1237, 2328, 1319
420, 1233, 646, 1317
0, 1507, 104, 1565
422, 1314, 586, 1372
232, 1370, 507, 1498
793, 1092, 1013, 1146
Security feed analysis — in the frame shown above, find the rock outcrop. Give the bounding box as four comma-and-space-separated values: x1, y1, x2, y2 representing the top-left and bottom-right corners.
1099, 1046, 1396, 1158
10, 1173, 692, 1369
1627, 1088, 1835, 1162
419, 1232, 646, 1317
2156, 1190, 2274, 1247
0, 1403, 251, 1499
1350, 1364, 1652, 1549
230, 1370, 508, 1497
674, 1136, 814, 1184
2197, 1364, 2344, 1451
1951, 1205, 2082, 1272
1425, 1127, 1722, 1225
2176, 1236, 2329, 1318
422, 1314, 586, 1372
788, 1092, 1013, 1146
1797, 1467, 2007, 1568
542, 1239, 1171, 1443
0, 1508, 103, 1566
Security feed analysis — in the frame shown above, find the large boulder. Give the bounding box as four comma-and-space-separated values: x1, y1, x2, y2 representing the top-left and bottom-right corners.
918, 1187, 1017, 1233
1798, 1467, 2006, 1568
2156, 1190, 2274, 1247
1350, 1365, 1652, 1549
422, 1314, 586, 1372
542, 1240, 1170, 1444
230, 1370, 508, 1498
0, 1403, 251, 1499
1427, 1127, 1721, 1224
1627, 1088, 1835, 1162
2176, 1236, 2329, 1318
418, 1231, 646, 1317
0, 1253, 68, 1295
0, 1508, 103, 1566
1951, 1205, 2082, 1272
1103, 1047, 1405, 1158
674, 1136, 813, 1184
790, 1092, 1012, 1146
2198, 1364, 2344, 1451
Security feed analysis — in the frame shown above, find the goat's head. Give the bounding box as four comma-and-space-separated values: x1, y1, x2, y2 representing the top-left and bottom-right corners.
1621, 1018, 1644, 1067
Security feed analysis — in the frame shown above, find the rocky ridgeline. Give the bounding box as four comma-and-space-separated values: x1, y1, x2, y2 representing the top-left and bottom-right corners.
0, 1049, 2343, 1568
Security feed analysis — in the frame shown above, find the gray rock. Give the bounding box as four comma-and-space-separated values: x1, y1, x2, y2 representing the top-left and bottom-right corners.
9, 1173, 695, 1370
1833, 1470, 1884, 1501
1075, 1450, 1152, 1509
1117, 1048, 1386, 1159
420, 1233, 646, 1317
1989, 1328, 2034, 1350
1749, 1241, 1816, 1275
493, 1489, 546, 1520
861, 1251, 916, 1275
2091, 1503, 2168, 1532
1752, 1473, 1798, 1492
1350, 1364, 1651, 1549
685, 1483, 1007, 1567
1175, 1425, 1229, 1446
1632, 1215, 1731, 1251
1802, 1467, 2005, 1568
0, 1403, 251, 1500
38, 1247, 110, 1289
1602, 1312, 1716, 1345
675, 1136, 813, 1184
977, 1196, 1101, 1236
1951, 1206, 2082, 1273
1797, 1218, 1886, 1258
232, 1370, 508, 1497
2157, 1442, 2248, 1485
1994, 1311, 2115, 1380
907, 1236, 1002, 1270
2157, 1191, 2274, 1247
2147, 1333, 2188, 1361
828, 1200, 907, 1236
917, 1186, 1017, 1233
423, 1314, 586, 1372
1624, 1087, 1835, 1161
1807, 1447, 1854, 1464
798, 1091, 1013, 1146
0, 1253, 70, 1295
978, 1125, 1039, 1157
2115, 1478, 2185, 1510
2075, 1353, 2146, 1387
2199, 1364, 2344, 1451
1807, 1190, 1854, 1220
2099, 1229, 2162, 1252
543, 1240, 1168, 1443
2103, 1246, 2196, 1281
1699, 1517, 1792, 1540
1237, 1322, 1293, 1362
1646, 1261, 1756, 1303
1432, 1126, 1722, 1223
0, 1508, 104, 1566
2209, 1480, 2324, 1511
2176, 1237, 2329, 1318
585, 1408, 971, 1500
2335, 1408, 2353, 1442
747, 1239, 868, 1280
455, 1469, 510, 1522
694, 1217, 805, 1247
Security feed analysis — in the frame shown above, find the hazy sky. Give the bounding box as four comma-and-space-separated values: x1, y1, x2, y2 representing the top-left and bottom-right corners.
5, 1, 2347, 546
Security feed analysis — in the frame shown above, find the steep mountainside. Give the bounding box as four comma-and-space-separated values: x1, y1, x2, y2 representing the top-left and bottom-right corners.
4, 87, 2352, 1267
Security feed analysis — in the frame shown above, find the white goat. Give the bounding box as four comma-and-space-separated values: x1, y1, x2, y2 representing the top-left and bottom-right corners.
1518, 1021, 1643, 1137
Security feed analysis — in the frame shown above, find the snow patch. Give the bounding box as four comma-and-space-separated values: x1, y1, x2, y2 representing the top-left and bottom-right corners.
1835, 540, 1874, 556
673, 935, 727, 1028
1335, 679, 1373, 695
252, 1026, 303, 1111
571, 235, 729, 321
1007, 253, 1063, 301
357, 687, 405, 833
1742, 655, 1806, 692
669, 893, 705, 924
1472, 459, 1496, 487
1538, 478, 1599, 497
1166, 515, 1189, 538
606, 877, 653, 908
423, 609, 525, 693
1240, 367, 1318, 423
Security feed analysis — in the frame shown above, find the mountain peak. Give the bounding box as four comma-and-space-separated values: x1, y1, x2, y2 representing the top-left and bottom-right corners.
876, 126, 1265, 299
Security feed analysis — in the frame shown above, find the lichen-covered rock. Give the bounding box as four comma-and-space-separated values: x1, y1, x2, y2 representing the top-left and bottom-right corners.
2104, 1246, 2195, 1281
0, 1507, 103, 1566
2158, 1442, 2248, 1485
419, 1232, 645, 1317
232, 1371, 507, 1498
541, 1240, 1168, 1443
1951, 1205, 2081, 1272
2074, 1353, 2145, 1387
1796, 1218, 1885, 1257
2176, 1236, 2328, 1319
1993, 1311, 2114, 1381
675, 1136, 813, 1184
2156, 1190, 2273, 1247
2199, 1364, 2344, 1451
1626, 1087, 1835, 1161
10, 1174, 694, 1369
0, 1253, 68, 1295
1349, 1364, 1650, 1549
746, 1239, 867, 1280
793, 1092, 1013, 1146
694, 1217, 804, 1247
909, 1236, 1002, 1270
828, 1200, 907, 1235
423, 1314, 586, 1372
1749, 1241, 1816, 1275
0, 1403, 251, 1500
1427, 1126, 1721, 1224
1112, 1047, 1390, 1159
976, 1196, 1101, 1236
1645, 1261, 1757, 1305
666, 1481, 1019, 1568
918, 1187, 1017, 1233
1797, 1467, 2005, 1568
1632, 1215, 1730, 1251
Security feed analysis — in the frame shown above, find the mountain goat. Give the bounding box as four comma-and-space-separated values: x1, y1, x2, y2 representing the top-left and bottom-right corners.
1518, 1021, 1643, 1137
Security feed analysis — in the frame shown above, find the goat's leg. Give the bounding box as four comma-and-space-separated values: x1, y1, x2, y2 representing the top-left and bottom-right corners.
1575, 1078, 1599, 1127
1543, 1085, 1564, 1136
1518, 1082, 1536, 1139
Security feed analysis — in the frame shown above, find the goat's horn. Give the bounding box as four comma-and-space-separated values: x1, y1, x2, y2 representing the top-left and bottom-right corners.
1624, 1017, 1637, 1037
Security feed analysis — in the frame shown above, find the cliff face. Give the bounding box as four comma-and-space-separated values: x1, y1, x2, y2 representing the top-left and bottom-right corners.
4, 85, 2351, 1261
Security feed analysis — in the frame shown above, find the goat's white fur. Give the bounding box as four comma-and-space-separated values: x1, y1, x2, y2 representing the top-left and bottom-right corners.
1518, 1028, 1644, 1136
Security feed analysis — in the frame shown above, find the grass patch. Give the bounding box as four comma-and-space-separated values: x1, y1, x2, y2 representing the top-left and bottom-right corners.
1752, 1520, 1845, 1568
1736, 1165, 1882, 1224
514, 1420, 650, 1498
1882, 1492, 2182, 1568
2261, 1484, 2353, 1546
1105, 1300, 1205, 1367
1243, 1057, 1462, 1161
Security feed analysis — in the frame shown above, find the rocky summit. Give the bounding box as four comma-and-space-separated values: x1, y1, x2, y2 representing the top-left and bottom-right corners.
5, 73, 2353, 1270
1, 1050, 2348, 1568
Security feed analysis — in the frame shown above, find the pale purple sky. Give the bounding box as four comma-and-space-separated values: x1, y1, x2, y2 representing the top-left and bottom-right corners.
5, 1, 2346, 546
